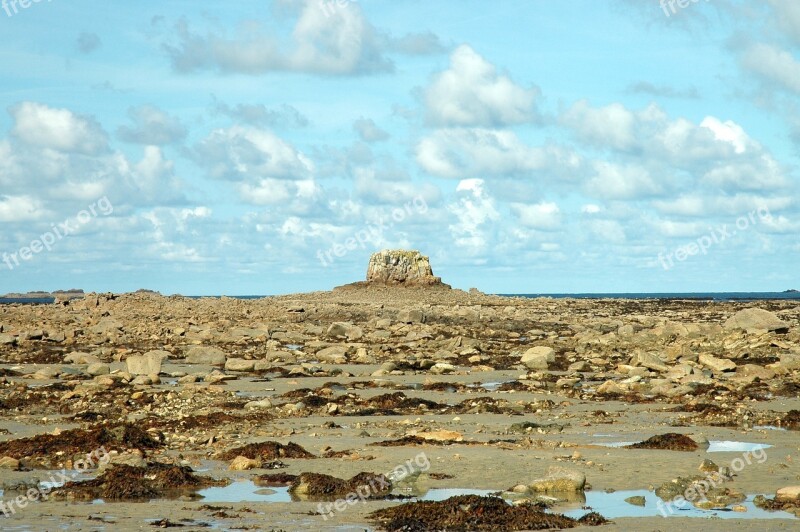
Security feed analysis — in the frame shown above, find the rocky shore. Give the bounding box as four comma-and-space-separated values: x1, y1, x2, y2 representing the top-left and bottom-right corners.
1, 252, 799, 530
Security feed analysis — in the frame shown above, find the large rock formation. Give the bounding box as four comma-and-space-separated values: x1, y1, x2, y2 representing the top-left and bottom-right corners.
364, 250, 447, 287
332, 250, 449, 290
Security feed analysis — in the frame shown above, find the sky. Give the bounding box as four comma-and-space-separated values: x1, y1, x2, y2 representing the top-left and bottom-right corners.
0, 0, 799, 295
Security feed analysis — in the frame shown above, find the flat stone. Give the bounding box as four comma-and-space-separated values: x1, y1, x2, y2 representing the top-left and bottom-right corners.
631, 351, 669, 372
224, 358, 256, 372
699, 354, 736, 373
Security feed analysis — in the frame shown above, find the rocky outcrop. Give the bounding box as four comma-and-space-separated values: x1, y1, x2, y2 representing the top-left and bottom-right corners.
724, 308, 790, 333
363, 250, 448, 287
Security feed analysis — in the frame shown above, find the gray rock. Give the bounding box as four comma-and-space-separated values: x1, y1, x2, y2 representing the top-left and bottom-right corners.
397, 309, 426, 324
316, 346, 348, 364
521, 346, 555, 370
630, 351, 669, 372
0, 333, 17, 345
185, 346, 226, 365
724, 308, 790, 333
86, 363, 110, 376
90, 318, 123, 335
126, 350, 168, 375
64, 352, 100, 365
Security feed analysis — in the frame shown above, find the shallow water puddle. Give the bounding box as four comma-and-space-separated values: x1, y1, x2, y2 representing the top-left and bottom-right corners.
593, 440, 773, 452
560, 490, 798, 520
196, 481, 292, 503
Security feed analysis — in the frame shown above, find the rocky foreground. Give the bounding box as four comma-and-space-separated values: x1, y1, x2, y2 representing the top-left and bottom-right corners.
1, 288, 800, 530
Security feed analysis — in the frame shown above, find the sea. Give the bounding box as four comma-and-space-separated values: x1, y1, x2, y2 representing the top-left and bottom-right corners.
1, 292, 799, 305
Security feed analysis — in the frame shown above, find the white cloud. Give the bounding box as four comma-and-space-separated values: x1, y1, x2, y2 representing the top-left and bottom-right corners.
163, 0, 439, 76
739, 42, 800, 95
587, 219, 626, 243
117, 105, 187, 145
0, 195, 47, 222
511, 202, 561, 230
562, 100, 636, 151
423, 45, 539, 127
586, 162, 662, 200
11, 102, 109, 155
447, 179, 500, 253
417, 128, 581, 178
195, 125, 314, 182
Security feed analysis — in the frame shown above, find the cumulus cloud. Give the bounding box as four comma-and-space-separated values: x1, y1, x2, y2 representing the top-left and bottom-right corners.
586, 162, 663, 200
563, 101, 790, 196
117, 105, 187, 145
194, 125, 314, 182
423, 45, 540, 127
447, 179, 501, 253
738, 42, 800, 95
416, 128, 582, 179
163, 0, 392, 75
10, 102, 109, 155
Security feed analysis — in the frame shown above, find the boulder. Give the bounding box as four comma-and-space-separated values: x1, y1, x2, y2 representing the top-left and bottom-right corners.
0, 456, 20, 470
724, 308, 790, 333
0, 334, 17, 346
776, 486, 800, 501
64, 352, 100, 365
529, 467, 586, 493
225, 358, 255, 372
630, 351, 669, 372
229, 456, 262, 471
521, 346, 555, 370
86, 363, 110, 376
397, 309, 426, 324
126, 350, 169, 375
90, 318, 123, 335
316, 346, 348, 364
185, 346, 226, 365
326, 322, 363, 340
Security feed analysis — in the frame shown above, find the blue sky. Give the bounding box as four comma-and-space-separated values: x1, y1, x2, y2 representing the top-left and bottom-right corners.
0, 0, 798, 295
